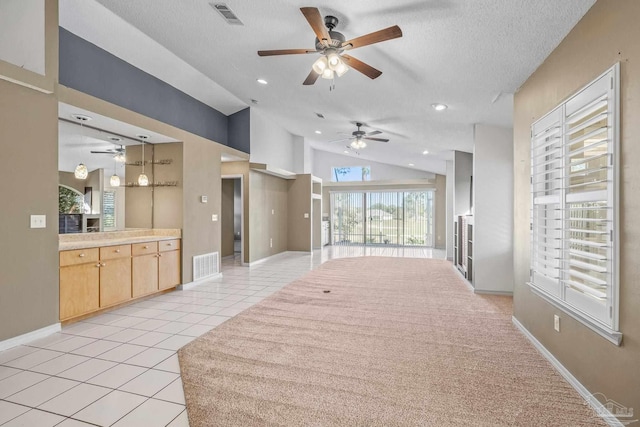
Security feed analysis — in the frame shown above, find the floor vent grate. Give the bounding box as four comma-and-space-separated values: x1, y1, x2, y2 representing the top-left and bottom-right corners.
193, 252, 219, 281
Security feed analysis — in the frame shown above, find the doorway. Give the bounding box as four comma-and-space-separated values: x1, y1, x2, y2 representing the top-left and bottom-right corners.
330, 190, 434, 247
221, 176, 243, 261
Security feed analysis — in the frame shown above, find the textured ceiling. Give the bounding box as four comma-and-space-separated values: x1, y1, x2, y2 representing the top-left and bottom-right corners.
65, 0, 595, 174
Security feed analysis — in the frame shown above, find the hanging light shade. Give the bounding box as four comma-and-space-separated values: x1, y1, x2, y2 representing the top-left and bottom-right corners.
74, 163, 88, 179
327, 53, 341, 70
110, 174, 120, 187
334, 60, 349, 77
138, 140, 149, 186
312, 56, 328, 74
351, 139, 367, 150
321, 68, 334, 80
137, 173, 148, 186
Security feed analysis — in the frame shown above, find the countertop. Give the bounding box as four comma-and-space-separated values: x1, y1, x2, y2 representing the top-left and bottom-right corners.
59, 229, 181, 251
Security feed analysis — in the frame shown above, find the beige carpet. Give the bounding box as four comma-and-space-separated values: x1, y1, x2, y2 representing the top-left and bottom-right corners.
178, 257, 605, 426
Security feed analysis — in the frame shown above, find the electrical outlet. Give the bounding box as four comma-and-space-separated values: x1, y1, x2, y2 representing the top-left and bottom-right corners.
304, 213, 309, 219
270, 238, 273, 248
554, 315, 560, 332
30, 215, 46, 229
201, 195, 208, 203
211, 214, 218, 221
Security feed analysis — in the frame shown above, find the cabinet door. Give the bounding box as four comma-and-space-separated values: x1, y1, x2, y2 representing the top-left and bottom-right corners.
60, 263, 100, 320
158, 250, 181, 290
100, 257, 132, 307
132, 254, 158, 297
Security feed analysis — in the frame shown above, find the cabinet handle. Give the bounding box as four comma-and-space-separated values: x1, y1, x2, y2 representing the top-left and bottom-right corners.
101, 263, 106, 267
115, 249, 120, 253
96, 263, 101, 267
79, 253, 85, 258
158, 253, 163, 257
144, 245, 149, 249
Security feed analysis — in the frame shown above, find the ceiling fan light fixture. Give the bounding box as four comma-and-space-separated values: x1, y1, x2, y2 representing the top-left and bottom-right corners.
321, 68, 334, 80
351, 139, 367, 150
74, 163, 88, 180
114, 152, 126, 162
334, 60, 349, 77
312, 56, 328, 74
110, 174, 120, 187
327, 53, 341, 70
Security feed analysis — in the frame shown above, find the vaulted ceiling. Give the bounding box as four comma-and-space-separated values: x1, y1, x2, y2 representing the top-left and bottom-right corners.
59, 0, 596, 174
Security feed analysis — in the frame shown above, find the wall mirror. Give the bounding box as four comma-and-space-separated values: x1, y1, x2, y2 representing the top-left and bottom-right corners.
57, 103, 181, 234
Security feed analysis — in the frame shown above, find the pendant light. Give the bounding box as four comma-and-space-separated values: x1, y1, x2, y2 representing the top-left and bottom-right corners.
110, 159, 120, 187
74, 163, 88, 179
73, 115, 91, 179
138, 136, 149, 186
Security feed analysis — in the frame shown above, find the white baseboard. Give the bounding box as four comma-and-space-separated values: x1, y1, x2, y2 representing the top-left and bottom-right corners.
0, 323, 61, 352
248, 251, 308, 267
474, 289, 513, 296
177, 273, 223, 290
512, 317, 626, 427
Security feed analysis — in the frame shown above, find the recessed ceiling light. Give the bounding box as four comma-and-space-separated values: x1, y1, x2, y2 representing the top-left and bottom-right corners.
256, 79, 268, 85
315, 130, 322, 134
432, 103, 448, 111
408, 163, 415, 167
422, 150, 429, 155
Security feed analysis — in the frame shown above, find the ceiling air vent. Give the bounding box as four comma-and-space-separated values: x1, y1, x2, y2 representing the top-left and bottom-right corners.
210, 3, 244, 25
315, 112, 325, 119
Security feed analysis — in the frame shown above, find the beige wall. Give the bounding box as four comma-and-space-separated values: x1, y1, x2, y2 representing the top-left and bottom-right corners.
0, 78, 59, 340
287, 174, 312, 252
249, 171, 289, 262
220, 179, 235, 257
221, 161, 250, 263
513, 0, 640, 412
182, 138, 221, 283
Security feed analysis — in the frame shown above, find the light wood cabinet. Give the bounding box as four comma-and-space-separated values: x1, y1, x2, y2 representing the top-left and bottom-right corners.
132, 253, 159, 297
59, 249, 100, 320
99, 245, 132, 307
159, 250, 181, 290
60, 239, 180, 321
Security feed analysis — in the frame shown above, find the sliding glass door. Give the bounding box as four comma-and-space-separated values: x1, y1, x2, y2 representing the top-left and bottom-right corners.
331, 190, 434, 247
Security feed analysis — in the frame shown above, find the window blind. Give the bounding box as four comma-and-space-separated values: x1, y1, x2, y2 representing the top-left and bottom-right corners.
530, 64, 619, 336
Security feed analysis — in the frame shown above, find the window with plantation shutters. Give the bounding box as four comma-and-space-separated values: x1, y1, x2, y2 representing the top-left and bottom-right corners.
529, 64, 620, 345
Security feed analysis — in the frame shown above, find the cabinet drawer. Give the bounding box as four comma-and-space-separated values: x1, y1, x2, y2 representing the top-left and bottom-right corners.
60, 248, 99, 267
132, 241, 158, 256
100, 244, 132, 260
158, 239, 180, 253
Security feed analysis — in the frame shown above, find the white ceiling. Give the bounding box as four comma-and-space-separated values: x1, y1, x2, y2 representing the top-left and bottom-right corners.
61, 0, 596, 174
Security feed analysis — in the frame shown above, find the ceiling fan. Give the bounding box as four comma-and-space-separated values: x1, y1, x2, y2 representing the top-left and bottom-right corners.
331, 122, 389, 149
91, 144, 126, 162
258, 7, 402, 85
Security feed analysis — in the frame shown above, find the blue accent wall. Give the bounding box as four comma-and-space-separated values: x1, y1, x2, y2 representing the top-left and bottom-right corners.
59, 27, 249, 152
228, 108, 250, 154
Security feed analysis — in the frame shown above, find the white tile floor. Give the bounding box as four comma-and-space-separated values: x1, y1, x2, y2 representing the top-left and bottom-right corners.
0, 246, 445, 426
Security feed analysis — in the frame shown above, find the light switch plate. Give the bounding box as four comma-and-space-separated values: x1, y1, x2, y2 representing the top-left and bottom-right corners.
30, 215, 46, 229
211, 214, 218, 221
201, 195, 208, 203
553, 315, 560, 332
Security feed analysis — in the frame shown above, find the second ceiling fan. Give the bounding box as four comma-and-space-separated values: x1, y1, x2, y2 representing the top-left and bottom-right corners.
331, 122, 389, 150
258, 7, 402, 85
